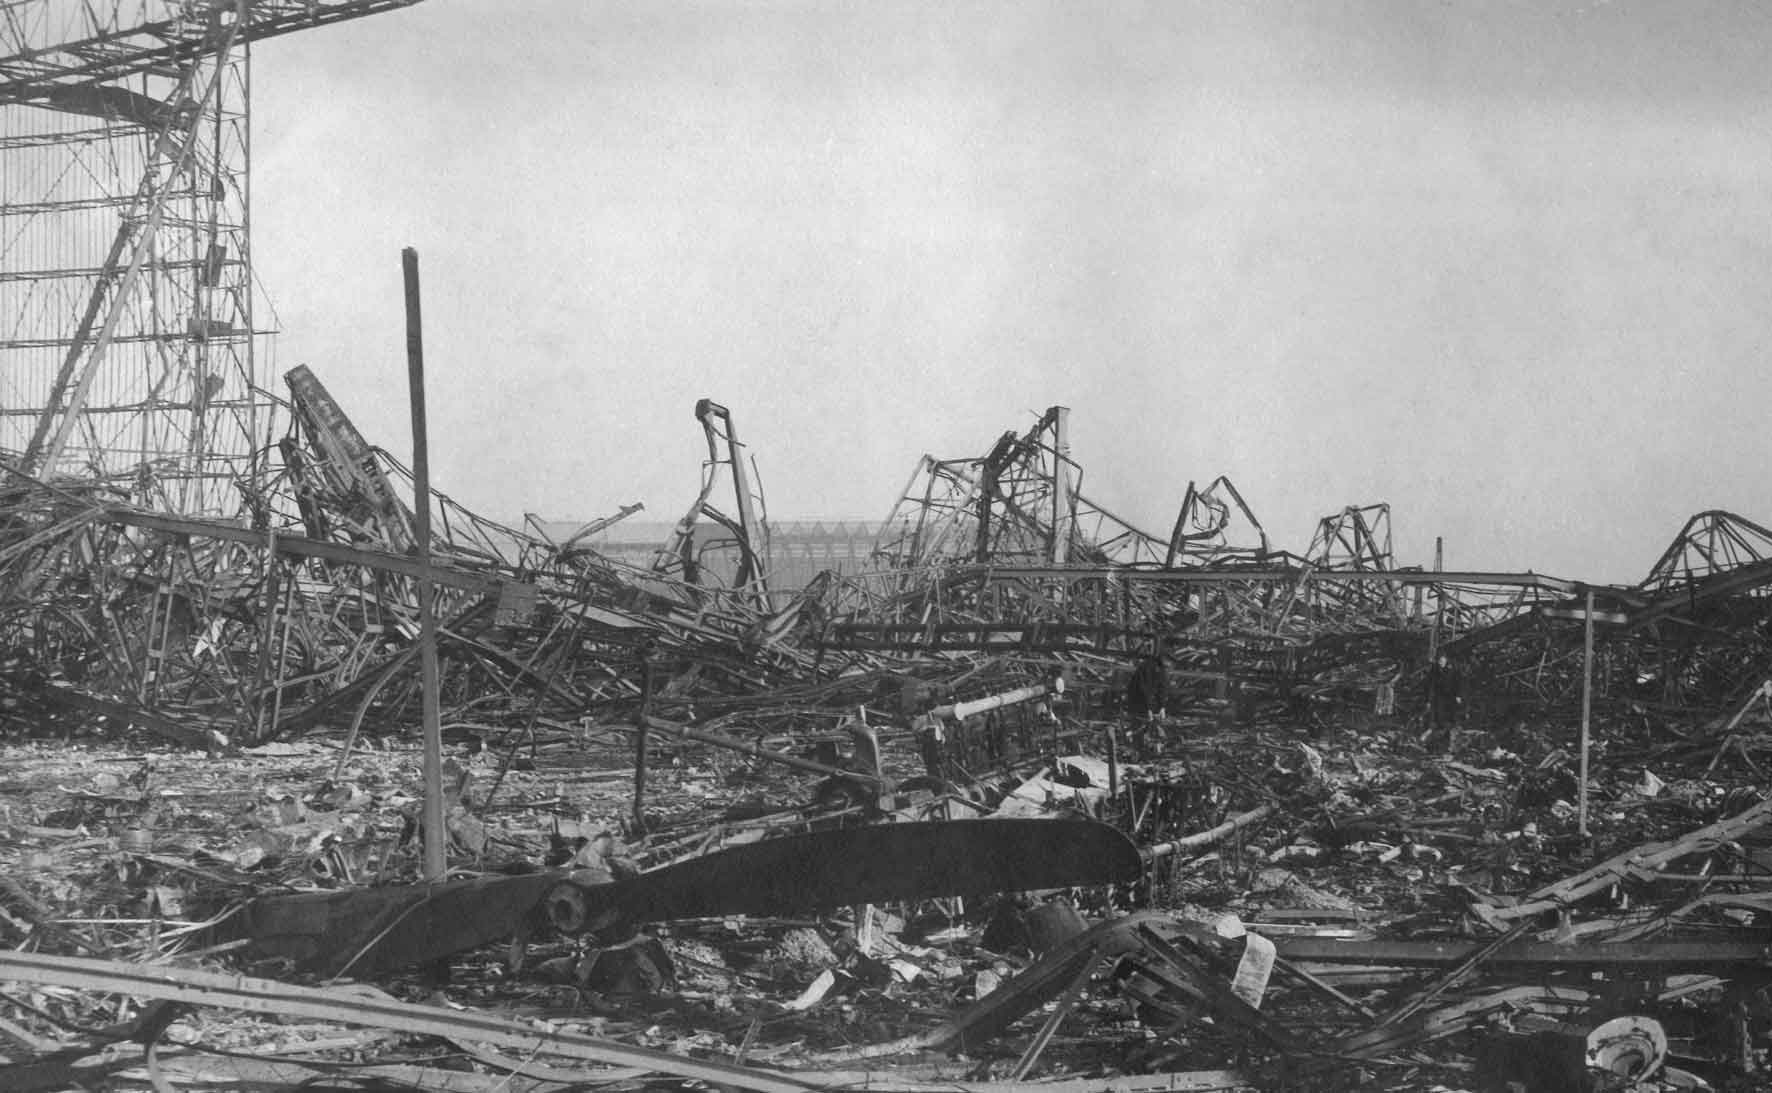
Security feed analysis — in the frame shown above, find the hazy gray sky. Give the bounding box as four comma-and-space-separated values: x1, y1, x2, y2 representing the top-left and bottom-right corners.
251, 1, 1772, 583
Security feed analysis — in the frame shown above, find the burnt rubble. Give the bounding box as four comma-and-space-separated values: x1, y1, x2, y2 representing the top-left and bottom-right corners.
5, 379, 1772, 1093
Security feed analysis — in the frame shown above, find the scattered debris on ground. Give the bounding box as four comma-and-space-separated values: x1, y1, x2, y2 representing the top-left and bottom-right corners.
6, 383, 1772, 1093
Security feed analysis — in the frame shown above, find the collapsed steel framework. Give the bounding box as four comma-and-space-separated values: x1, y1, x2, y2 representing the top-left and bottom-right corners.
0, 4, 1765, 745
1, 386, 1771, 752
16, 7, 1763, 751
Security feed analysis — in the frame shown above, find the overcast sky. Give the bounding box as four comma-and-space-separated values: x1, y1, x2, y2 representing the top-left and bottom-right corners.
250, 0, 1772, 584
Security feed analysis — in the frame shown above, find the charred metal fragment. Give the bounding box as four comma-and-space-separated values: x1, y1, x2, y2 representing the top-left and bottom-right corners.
240, 820, 1140, 976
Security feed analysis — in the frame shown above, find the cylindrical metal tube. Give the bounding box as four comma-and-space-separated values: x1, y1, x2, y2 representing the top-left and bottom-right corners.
404, 247, 446, 883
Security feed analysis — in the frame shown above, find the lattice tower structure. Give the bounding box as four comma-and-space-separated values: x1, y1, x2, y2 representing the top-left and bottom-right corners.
0, 0, 420, 514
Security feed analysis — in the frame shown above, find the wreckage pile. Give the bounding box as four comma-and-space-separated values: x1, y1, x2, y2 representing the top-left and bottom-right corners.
6, 381, 1772, 1092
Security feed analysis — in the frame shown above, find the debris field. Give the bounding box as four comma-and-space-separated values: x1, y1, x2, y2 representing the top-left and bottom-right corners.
7, 374, 1772, 1093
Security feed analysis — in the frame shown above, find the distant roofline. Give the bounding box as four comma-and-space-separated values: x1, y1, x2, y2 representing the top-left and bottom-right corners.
530, 517, 893, 546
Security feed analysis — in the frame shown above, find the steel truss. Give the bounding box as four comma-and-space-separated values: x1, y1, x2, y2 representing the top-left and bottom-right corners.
0, 1, 422, 513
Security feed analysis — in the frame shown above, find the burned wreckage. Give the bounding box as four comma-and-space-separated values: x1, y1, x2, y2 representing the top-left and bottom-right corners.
6, 361, 1772, 1093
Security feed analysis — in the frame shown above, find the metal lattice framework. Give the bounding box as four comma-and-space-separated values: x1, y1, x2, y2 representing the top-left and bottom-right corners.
873, 406, 1169, 572
0, 1, 421, 513
1639, 510, 1772, 597
1165, 475, 1272, 566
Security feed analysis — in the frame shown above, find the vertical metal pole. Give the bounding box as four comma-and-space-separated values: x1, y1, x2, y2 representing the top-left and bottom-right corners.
1578, 589, 1595, 838
1165, 480, 1197, 568
634, 648, 655, 832
1049, 406, 1073, 565
404, 247, 446, 882
254, 525, 278, 739
717, 407, 768, 608
1428, 535, 1444, 660
1106, 724, 1119, 803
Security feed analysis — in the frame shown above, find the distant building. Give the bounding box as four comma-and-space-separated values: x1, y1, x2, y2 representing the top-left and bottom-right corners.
534, 518, 887, 594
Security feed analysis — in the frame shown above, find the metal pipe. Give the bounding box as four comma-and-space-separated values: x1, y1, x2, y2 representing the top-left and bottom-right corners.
935, 682, 1051, 722
1579, 588, 1595, 838
403, 247, 445, 882
1143, 803, 1276, 862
